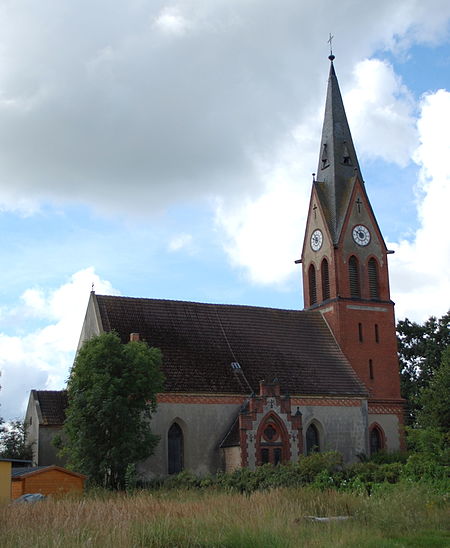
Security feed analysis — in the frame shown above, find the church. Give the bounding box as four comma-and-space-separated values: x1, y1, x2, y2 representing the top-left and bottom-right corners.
29, 56, 405, 477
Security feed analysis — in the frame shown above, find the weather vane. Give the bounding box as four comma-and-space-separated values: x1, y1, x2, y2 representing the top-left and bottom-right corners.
91, 281, 95, 292
328, 33, 335, 61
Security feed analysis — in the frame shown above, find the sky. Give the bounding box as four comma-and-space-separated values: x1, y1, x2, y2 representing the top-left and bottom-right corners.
1, 0, 450, 420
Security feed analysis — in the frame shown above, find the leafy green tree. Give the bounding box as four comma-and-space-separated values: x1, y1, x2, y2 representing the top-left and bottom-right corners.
397, 311, 450, 425
418, 346, 450, 431
0, 419, 33, 460
62, 331, 164, 490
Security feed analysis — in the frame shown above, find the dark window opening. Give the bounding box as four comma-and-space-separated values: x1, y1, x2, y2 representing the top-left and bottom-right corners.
274, 448, 282, 465
349, 256, 361, 298
342, 143, 352, 165
309, 264, 317, 305
261, 448, 270, 464
375, 324, 379, 343
369, 359, 374, 380
168, 423, 184, 475
370, 427, 383, 455
321, 259, 330, 301
306, 424, 320, 455
358, 323, 363, 342
368, 258, 380, 299
321, 144, 329, 169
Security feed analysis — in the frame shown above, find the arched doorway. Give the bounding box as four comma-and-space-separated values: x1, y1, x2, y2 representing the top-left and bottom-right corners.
168, 422, 184, 474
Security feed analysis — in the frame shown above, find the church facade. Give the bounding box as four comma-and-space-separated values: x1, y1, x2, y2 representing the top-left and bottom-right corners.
74, 57, 404, 479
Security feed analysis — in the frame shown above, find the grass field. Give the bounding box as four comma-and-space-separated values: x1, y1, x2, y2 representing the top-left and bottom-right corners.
1, 484, 449, 547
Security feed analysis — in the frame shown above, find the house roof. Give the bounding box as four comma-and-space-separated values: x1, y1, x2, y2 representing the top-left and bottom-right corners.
11, 465, 86, 479
35, 390, 68, 425
11, 466, 48, 478
95, 294, 367, 397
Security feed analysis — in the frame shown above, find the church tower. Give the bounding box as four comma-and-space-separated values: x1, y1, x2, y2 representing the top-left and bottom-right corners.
301, 56, 404, 451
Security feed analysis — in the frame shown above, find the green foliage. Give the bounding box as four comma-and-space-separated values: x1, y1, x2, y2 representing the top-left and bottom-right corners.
397, 311, 450, 425
418, 345, 450, 431
0, 419, 33, 460
124, 463, 137, 493
153, 440, 450, 497
156, 452, 344, 494
62, 331, 164, 490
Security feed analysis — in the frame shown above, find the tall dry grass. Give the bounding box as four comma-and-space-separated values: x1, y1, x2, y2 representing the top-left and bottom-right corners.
1, 485, 448, 547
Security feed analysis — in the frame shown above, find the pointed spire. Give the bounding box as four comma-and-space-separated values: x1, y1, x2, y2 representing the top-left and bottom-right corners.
315, 57, 362, 243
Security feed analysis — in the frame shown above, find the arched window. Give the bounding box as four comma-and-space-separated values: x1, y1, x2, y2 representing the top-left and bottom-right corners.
168, 422, 184, 475
368, 258, 379, 299
308, 264, 317, 305
306, 423, 320, 455
348, 256, 361, 298
321, 259, 330, 301
369, 426, 384, 455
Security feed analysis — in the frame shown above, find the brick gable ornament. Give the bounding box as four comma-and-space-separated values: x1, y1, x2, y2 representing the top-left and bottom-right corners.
239, 381, 303, 468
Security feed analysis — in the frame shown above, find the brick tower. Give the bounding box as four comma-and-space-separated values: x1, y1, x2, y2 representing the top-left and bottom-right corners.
300, 56, 404, 452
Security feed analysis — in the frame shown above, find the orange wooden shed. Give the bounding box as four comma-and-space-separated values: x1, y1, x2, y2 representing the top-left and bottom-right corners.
11, 465, 86, 499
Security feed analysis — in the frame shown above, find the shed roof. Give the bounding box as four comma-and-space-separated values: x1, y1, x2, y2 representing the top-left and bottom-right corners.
11, 465, 86, 479
95, 294, 367, 397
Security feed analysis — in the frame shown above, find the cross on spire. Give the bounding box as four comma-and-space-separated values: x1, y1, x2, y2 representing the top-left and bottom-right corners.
328, 33, 335, 61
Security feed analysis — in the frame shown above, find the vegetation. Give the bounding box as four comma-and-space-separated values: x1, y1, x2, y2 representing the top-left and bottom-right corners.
1, 483, 448, 547
0, 419, 33, 460
60, 332, 164, 490
397, 311, 450, 425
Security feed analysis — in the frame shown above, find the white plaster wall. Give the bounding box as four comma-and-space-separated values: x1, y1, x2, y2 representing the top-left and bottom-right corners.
137, 402, 242, 479
369, 414, 401, 452
298, 402, 368, 463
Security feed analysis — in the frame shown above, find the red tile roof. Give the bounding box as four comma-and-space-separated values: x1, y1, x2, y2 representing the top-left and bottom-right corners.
95, 295, 367, 397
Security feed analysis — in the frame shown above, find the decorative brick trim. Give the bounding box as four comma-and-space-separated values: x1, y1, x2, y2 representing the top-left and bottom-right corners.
291, 398, 361, 407
368, 402, 404, 417
157, 393, 245, 405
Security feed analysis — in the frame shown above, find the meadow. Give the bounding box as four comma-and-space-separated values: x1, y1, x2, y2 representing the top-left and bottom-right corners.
1, 483, 449, 547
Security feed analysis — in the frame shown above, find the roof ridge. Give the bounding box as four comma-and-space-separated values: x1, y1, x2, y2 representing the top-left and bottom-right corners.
95, 294, 317, 314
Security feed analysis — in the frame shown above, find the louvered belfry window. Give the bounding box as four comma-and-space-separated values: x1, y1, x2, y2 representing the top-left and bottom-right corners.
309, 264, 317, 305
321, 259, 330, 301
348, 256, 361, 298
368, 258, 379, 299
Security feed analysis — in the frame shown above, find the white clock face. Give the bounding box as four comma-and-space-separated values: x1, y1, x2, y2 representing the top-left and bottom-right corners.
352, 225, 371, 246
310, 229, 323, 251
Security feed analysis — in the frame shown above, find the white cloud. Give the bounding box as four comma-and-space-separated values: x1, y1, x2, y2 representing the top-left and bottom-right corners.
215, 117, 318, 285
154, 7, 189, 35
389, 89, 450, 321
0, 1, 449, 216
0, 268, 118, 420
344, 59, 417, 167
168, 233, 193, 252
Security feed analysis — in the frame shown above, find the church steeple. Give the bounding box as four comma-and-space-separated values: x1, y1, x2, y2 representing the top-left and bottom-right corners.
314, 58, 362, 244
300, 55, 402, 406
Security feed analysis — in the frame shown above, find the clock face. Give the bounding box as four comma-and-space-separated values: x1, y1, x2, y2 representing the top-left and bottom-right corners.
352, 225, 371, 246
310, 229, 323, 251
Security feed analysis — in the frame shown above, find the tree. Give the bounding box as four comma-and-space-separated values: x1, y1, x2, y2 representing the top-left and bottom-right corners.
397, 311, 450, 425
417, 345, 450, 431
0, 420, 33, 460
62, 331, 164, 489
